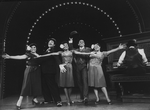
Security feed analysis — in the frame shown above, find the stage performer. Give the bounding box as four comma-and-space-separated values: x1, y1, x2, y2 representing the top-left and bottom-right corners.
117, 39, 148, 74
73, 39, 91, 104
40, 38, 63, 107
117, 39, 148, 94
57, 40, 75, 106
2, 43, 42, 110
75, 43, 125, 104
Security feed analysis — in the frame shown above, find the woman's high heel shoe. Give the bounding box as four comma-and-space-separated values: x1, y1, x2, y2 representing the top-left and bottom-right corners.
95, 99, 100, 104
16, 105, 21, 110
71, 101, 74, 104
107, 100, 112, 105
32, 99, 40, 105
56, 101, 62, 107
67, 102, 71, 106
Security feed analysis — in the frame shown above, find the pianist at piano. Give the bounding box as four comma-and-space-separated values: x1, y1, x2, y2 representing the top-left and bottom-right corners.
103, 32, 150, 101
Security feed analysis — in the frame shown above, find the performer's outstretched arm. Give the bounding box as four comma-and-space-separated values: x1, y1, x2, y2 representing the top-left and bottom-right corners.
2, 54, 27, 60
38, 52, 60, 58
106, 44, 125, 55
73, 50, 91, 55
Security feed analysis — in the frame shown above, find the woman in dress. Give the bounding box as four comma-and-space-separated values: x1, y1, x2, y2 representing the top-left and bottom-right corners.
75, 43, 125, 104
44, 39, 75, 105
58, 41, 74, 105
2, 43, 42, 110
88, 43, 125, 104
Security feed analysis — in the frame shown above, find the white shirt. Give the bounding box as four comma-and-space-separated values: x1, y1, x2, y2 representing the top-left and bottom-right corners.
117, 46, 148, 66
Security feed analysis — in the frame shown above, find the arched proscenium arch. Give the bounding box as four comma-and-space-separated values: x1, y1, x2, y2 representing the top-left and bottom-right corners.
126, 0, 143, 33
1, 2, 21, 98
26, 1, 122, 45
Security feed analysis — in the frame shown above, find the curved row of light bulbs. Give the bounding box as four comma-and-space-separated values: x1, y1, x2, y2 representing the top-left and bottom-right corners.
26, 1, 122, 45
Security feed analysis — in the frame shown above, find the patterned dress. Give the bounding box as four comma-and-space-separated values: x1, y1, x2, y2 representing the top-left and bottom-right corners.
88, 51, 108, 88
59, 51, 74, 87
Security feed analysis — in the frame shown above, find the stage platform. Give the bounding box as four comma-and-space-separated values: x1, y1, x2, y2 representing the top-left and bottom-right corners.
0, 92, 150, 110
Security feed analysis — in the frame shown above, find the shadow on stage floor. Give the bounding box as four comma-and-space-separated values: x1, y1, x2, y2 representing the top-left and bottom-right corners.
0, 92, 150, 110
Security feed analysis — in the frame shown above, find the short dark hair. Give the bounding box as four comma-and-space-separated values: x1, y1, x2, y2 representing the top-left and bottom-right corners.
29, 43, 37, 47
61, 40, 68, 45
126, 39, 137, 47
48, 38, 56, 44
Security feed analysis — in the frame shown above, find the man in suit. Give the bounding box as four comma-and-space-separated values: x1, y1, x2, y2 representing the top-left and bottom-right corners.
40, 38, 63, 106
74, 39, 91, 104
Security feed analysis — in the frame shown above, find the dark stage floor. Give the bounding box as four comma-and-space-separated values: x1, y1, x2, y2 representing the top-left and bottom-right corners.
0, 92, 150, 110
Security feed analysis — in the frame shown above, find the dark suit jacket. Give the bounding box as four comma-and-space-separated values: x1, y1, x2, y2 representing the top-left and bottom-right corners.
38, 48, 61, 74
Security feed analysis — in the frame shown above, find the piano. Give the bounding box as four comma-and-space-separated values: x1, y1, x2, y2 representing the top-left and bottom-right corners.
102, 31, 150, 102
